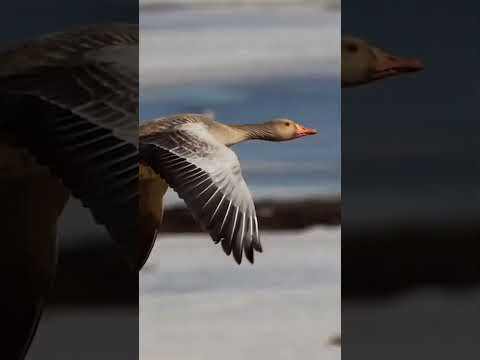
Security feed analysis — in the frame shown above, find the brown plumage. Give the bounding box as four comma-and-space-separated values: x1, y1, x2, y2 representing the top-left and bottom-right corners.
140, 113, 317, 265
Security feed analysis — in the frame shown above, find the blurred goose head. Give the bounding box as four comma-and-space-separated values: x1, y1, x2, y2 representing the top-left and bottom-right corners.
342, 36, 424, 87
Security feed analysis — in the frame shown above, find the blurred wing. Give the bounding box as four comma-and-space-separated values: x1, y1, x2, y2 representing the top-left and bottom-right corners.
0, 26, 141, 268
1, 58, 138, 145
141, 123, 262, 264
5, 98, 140, 269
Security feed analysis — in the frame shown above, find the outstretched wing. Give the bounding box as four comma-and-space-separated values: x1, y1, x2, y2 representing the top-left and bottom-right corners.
0, 24, 142, 269
141, 123, 262, 264
0, 24, 138, 145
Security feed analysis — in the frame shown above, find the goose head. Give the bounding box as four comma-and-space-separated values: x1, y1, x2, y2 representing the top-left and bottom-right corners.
264, 118, 317, 141
342, 36, 423, 87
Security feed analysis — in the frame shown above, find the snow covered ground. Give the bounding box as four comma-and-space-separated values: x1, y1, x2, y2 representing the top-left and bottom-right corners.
140, 227, 341, 360
343, 289, 480, 359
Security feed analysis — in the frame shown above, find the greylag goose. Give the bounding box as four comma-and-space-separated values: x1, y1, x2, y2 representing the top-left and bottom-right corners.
139, 113, 317, 265
342, 36, 423, 87
0, 23, 140, 359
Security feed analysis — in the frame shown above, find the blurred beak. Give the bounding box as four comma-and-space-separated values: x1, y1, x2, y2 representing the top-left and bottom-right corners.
295, 124, 317, 137
371, 47, 424, 80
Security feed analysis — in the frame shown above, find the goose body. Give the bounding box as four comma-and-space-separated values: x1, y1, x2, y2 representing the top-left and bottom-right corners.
140, 114, 316, 265
342, 36, 423, 87
0, 23, 141, 359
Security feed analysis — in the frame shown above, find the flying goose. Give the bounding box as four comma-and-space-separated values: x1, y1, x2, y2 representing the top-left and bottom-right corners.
139, 113, 317, 265
342, 36, 423, 87
0, 23, 142, 359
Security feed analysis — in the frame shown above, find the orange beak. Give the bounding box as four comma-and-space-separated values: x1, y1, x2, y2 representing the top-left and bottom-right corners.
295, 124, 317, 137
372, 49, 424, 80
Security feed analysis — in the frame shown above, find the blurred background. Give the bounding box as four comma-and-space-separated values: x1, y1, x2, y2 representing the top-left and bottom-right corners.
342, 1, 480, 358
1, 1, 138, 359
139, 1, 340, 359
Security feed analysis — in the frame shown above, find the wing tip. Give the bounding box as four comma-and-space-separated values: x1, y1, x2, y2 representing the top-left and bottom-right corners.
245, 249, 254, 264
233, 246, 243, 264
233, 252, 242, 265
221, 238, 233, 256
253, 241, 263, 253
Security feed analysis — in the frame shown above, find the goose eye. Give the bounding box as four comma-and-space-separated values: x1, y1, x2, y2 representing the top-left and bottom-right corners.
284, 122, 290, 127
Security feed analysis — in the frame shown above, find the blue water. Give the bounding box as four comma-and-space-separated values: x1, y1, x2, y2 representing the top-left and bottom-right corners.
140, 75, 340, 198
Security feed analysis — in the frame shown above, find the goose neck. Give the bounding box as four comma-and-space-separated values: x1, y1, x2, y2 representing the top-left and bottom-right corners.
224, 124, 275, 145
